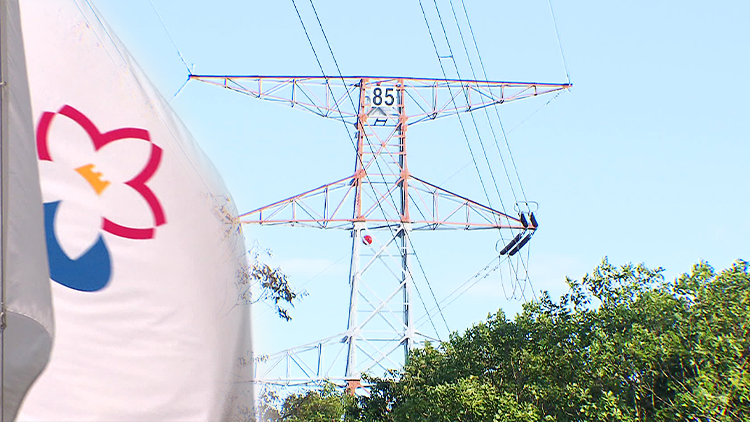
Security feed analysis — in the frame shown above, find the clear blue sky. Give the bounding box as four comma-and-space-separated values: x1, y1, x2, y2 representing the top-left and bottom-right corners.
92, 0, 750, 371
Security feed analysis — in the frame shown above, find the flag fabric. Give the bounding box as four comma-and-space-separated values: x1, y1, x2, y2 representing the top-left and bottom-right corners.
17, 0, 253, 420
1, 0, 54, 420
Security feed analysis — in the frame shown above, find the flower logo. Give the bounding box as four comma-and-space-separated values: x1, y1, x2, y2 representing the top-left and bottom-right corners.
37, 105, 166, 291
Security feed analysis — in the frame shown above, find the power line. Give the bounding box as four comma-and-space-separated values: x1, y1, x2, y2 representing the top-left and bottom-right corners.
306, 0, 452, 340
404, 197, 451, 335
456, 0, 529, 204
417, 0, 498, 222
450, 1, 562, 296
292, 0, 448, 349
415, 254, 504, 329
547, 0, 571, 84
446, 0, 520, 209
147, 0, 191, 74
421, 0, 545, 303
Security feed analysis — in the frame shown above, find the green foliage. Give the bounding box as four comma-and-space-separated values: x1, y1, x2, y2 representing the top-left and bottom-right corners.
671, 260, 750, 421
282, 383, 353, 422
244, 247, 305, 321
255, 388, 283, 422
257, 383, 353, 422
350, 258, 750, 422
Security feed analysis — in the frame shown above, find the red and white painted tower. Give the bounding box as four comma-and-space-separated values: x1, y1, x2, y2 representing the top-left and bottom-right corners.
192, 75, 570, 388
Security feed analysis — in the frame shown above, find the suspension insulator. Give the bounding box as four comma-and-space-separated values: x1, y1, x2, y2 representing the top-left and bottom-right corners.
509, 233, 533, 256
520, 213, 529, 228
530, 212, 538, 228
499, 232, 524, 255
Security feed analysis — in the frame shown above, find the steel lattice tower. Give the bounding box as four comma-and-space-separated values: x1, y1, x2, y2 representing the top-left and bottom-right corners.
191, 75, 569, 389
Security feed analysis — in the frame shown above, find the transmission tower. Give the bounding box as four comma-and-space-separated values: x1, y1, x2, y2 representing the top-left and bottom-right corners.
191, 75, 569, 389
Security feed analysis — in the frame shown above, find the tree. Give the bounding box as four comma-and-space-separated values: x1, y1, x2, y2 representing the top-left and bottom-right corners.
256, 383, 353, 422
670, 260, 750, 421
237, 246, 304, 321
351, 258, 750, 422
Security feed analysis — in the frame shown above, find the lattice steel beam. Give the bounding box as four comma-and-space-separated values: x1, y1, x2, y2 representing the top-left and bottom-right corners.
190, 75, 570, 125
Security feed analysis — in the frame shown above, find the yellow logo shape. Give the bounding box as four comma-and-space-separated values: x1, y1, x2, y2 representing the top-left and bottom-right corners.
75, 164, 110, 195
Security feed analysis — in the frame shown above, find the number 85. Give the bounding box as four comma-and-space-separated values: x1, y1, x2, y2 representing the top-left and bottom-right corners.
372, 87, 395, 106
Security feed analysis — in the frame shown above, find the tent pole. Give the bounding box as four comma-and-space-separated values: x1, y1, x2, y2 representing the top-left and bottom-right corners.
0, 0, 10, 419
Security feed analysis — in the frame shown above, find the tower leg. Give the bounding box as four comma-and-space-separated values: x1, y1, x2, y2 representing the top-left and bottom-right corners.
344, 221, 364, 381
401, 223, 414, 364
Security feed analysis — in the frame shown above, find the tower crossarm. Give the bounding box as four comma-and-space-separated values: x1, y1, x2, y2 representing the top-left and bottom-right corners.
406, 175, 528, 230
239, 173, 533, 231
238, 175, 359, 229
189, 75, 570, 126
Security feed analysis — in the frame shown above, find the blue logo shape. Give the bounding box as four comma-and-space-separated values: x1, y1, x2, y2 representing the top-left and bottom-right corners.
44, 201, 112, 292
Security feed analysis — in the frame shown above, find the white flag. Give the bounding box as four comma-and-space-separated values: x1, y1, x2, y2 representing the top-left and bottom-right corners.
18, 0, 253, 420
1, 0, 54, 420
